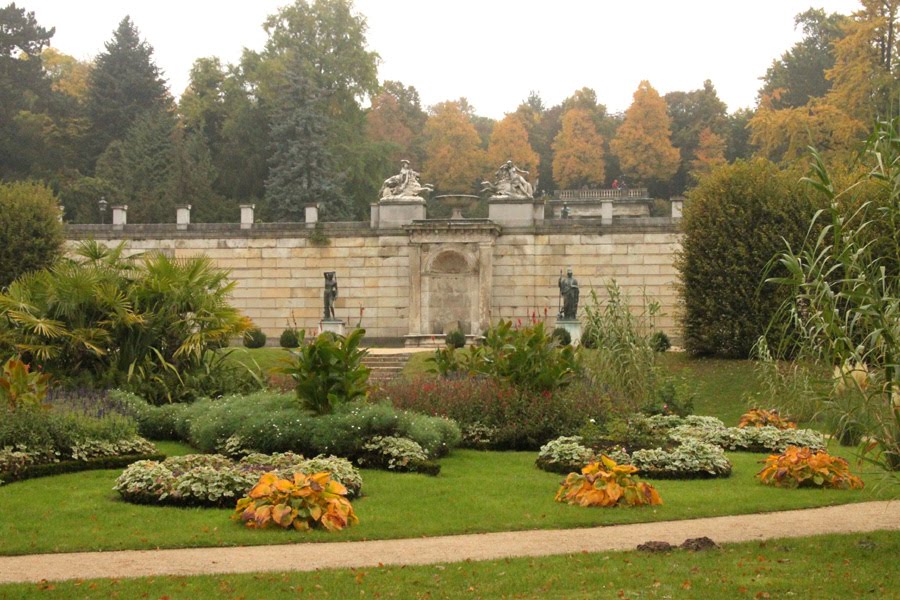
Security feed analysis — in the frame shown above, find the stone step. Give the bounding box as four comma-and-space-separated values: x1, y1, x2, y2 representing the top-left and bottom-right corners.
361, 354, 410, 384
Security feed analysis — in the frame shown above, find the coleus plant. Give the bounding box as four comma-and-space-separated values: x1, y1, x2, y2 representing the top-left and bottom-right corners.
556, 455, 662, 507
756, 445, 864, 490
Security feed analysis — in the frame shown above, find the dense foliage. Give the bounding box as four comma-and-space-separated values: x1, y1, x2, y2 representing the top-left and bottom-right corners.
0, 182, 64, 289
677, 159, 819, 357
0, 241, 255, 403
757, 446, 864, 490
555, 456, 663, 508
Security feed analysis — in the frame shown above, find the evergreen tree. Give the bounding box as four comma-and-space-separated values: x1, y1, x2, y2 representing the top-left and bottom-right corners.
0, 3, 54, 178
85, 16, 170, 169
265, 57, 345, 221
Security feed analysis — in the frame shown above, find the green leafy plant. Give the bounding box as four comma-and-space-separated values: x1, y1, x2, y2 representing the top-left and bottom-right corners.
649, 331, 671, 352
555, 456, 662, 507
552, 327, 572, 346
233, 471, 358, 532
629, 439, 732, 479
757, 446, 864, 490
738, 408, 797, 430
277, 329, 370, 415
243, 327, 267, 349
0, 357, 50, 410
358, 435, 437, 474
445, 329, 466, 349
535, 436, 594, 474
0, 181, 64, 289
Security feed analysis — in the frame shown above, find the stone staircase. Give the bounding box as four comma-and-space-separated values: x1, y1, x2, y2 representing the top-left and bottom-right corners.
362, 353, 411, 386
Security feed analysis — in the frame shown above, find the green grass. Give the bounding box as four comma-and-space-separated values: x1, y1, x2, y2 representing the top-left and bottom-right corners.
2, 530, 896, 598
222, 347, 293, 374
660, 353, 761, 426
0, 444, 892, 556
401, 351, 433, 378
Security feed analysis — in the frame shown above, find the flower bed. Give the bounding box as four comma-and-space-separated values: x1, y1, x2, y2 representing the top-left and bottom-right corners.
115, 452, 362, 507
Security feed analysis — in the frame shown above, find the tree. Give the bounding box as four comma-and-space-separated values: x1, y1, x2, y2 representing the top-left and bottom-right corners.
0, 3, 54, 178
422, 100, 485, 192
665, 80, 728, 193
265, 55, 345, 221
366, 81, 426, 167
611, 81, 680, 189
514, 91, 560, 193
689, 127, 727, 183
759, 8, 846, 109
170, 129, 229, 223
84, 16, 170, 169
0, 181, 64, 288
551, 108, 605, 189
726, 108, 754, 162
826, 0, 899, 124
486, 114, 540, 181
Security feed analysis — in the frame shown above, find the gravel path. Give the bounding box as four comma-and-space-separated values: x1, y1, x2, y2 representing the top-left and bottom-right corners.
0, 501, 897, 584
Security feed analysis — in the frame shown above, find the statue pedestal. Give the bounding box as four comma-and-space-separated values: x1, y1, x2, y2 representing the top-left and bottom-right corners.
555, 319, 582, 346
488, 196, 544, 227
318, 319, 345, 336
375, 198, 426, 229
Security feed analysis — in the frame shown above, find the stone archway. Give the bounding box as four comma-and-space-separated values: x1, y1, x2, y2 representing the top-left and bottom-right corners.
423, 247, 478, 334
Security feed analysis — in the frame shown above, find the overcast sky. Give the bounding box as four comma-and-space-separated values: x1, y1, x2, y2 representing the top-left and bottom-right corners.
25, 0, 863, 118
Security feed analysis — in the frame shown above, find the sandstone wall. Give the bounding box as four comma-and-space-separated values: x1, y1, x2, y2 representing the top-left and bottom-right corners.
67, 222, 681, 342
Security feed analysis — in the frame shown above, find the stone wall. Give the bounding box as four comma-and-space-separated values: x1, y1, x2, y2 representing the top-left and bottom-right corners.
66, 220, 681, 342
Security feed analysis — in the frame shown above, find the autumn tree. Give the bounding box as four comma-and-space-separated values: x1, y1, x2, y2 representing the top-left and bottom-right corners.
84, 16, 171, 169
514, 91, 560, 193
826, 0, 899, 124
486, 114, 540, 181
611, 81, 679, 188
551, 108, 605, 189
689, 127, 727, 183
367, 80, 427, 167
422, 100, 485, 192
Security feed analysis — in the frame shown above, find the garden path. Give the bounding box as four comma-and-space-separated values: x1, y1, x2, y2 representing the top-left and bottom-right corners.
0, 500, 897, 584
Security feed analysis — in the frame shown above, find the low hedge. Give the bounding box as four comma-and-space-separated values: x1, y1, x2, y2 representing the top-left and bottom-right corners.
1, 453, 164, 484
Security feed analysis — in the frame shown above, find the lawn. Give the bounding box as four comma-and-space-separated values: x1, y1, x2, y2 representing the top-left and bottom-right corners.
0, 442, 891, 556
2, 530, 897, 598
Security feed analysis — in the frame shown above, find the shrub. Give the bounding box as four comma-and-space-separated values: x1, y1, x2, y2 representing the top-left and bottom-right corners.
277, 328, 370, 415
358, 435, 438, 474
445, 329, 466, 349
0, 241, 253, 403
279, 328, 301, 348
670, 423, 825, 453
757, 446, 864, 490
738, 408, 796, 430
649, 331, 671, 352
552, 327, 572, 346
180, 391, 460, 462
115, 452, 363, 506
555, 456, 662, 508
233, 472, 358, 532
629, 439, 732, 479
535, 436, 594, 474
0, 181, 64, 289
677, 158, 818, 357
378, 376, 609, 450
243, 327, 267, 349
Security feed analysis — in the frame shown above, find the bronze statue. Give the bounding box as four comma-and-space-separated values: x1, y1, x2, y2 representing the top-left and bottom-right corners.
558, 267, 579, 320
323, 271, 338, 319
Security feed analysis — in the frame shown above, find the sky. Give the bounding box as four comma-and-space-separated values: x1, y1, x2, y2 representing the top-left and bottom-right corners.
25, 0, 864, 118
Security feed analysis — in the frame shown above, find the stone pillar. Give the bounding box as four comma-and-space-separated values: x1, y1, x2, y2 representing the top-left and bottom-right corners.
378, 198, 425, 229
305, 203, 319, 227
407, 244, 422, 336
672, 197, 685, 220
240, 204, 255, 230
176, 205, 191, 230
370, 203, 380, 229
58, 205, 65, 223
477, 243, 493, 332
112, 205, 127, 230
600, 199, 613, 225
532, 201, 545, 224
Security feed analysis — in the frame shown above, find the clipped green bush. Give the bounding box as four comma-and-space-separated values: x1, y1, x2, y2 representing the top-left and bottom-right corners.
243, 327, 267, 349
552, 327, 572, 346
0, 181, 64, 289
445, 329, 466, 349
279, 328, 301, 348
677, 159, 819, 357
649, 331, 671, 352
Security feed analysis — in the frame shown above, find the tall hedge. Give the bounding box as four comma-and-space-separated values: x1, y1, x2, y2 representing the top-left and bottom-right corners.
0, 181, 64, 289
676, 159, 819, 357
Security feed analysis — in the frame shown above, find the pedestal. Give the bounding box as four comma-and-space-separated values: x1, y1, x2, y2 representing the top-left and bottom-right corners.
377, 198, 426, 228
555, 319, 582, 346
487, 196, 543, 227
318, 320, 345, 336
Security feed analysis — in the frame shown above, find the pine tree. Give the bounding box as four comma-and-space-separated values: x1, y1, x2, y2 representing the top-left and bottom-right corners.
85, 16, 170, 169
551, 108, 605, 189
610, 81, 680, 187
265, 56, 345, 221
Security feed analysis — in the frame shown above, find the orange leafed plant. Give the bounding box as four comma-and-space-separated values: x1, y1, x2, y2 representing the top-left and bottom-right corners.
756, 446, 864, 490
556, 455, 662, 508
738, 408, 796, 430
233, 471, 359, 532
